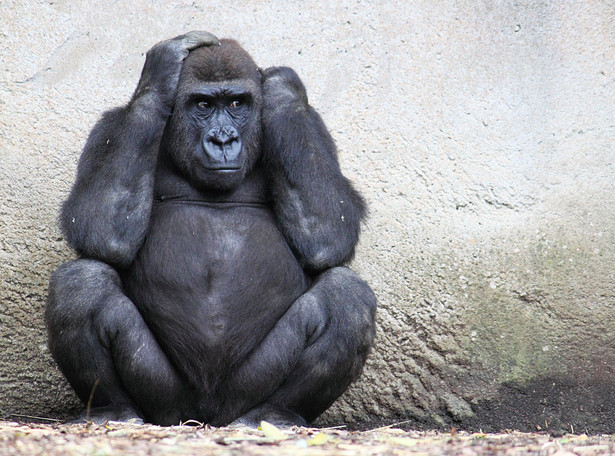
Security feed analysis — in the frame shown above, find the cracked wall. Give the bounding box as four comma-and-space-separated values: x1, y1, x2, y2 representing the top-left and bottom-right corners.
1, 0, 615, 432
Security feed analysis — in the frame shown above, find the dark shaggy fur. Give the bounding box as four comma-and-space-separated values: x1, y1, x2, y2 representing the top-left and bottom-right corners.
46, 32, 376, 427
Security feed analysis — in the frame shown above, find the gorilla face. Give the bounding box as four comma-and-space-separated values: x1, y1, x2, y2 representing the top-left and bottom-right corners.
165, 40, 263, 191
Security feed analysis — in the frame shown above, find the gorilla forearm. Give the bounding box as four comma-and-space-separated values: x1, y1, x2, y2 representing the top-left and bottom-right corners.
60, 99, 165, 267
262, 67, 366, 273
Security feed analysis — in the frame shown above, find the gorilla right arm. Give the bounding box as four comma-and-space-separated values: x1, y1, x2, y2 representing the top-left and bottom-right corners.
261, 67, 367, 275
60, 32, 218, 268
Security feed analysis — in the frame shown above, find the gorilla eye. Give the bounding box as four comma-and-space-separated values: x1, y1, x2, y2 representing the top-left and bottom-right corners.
197, 101, 212, 110
229, 100, 242, 108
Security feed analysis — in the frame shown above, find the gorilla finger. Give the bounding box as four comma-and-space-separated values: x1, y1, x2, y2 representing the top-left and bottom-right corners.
181, 31, 220, 50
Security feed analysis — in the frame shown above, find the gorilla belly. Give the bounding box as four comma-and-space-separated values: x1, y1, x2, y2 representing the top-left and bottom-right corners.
122, 203, 308, 384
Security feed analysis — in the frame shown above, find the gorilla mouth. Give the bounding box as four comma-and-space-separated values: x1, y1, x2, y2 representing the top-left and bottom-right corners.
204, 165, 243, 172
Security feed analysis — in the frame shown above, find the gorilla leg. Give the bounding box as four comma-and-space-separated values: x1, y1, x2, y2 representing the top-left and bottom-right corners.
228, 267, 377, 427
46, 259, 190, 424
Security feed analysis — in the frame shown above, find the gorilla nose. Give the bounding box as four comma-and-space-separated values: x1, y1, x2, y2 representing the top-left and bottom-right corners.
202, 127, 243, 167
207, 127, 239, 146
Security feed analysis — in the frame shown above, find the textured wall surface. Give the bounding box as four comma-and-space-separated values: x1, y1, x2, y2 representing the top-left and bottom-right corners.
1, 1, 614, 432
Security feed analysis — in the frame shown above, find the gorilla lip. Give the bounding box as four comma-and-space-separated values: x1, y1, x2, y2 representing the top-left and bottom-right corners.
205, 167, 242, 172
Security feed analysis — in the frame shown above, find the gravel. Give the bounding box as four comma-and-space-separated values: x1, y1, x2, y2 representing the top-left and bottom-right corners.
2, 420, 615, 455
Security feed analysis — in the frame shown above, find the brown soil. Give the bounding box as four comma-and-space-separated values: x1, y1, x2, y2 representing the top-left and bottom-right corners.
1, 420, 614, 455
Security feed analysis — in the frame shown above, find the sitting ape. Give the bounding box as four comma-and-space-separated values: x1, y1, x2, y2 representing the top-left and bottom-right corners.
46, 31, 377, 427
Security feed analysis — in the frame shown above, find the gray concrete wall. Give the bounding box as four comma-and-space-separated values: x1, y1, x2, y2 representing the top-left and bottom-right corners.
1, 0, 614, 432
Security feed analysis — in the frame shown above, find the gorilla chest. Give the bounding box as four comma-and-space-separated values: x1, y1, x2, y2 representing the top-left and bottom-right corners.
124, 203, 307, 356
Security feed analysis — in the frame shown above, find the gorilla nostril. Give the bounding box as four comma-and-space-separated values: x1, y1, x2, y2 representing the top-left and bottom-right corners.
207, 128, 239, 146
222, 128, 239, 143
212, 136, 226, 146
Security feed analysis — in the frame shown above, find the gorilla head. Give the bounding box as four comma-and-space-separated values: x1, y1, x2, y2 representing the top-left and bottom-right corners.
165, 39, 263, 191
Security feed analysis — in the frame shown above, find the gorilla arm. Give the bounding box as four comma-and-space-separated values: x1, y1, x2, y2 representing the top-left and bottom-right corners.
262, 67, 367, 274
60, 32, 218, 268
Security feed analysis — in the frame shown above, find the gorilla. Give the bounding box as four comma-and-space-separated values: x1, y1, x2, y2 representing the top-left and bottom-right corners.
46, 31, 376, 427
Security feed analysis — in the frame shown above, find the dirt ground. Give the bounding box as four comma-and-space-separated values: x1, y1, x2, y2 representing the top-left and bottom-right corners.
1, 420, 615, 456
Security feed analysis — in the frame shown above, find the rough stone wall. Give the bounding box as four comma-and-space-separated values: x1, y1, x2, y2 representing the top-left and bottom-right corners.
1, 1, 614, 432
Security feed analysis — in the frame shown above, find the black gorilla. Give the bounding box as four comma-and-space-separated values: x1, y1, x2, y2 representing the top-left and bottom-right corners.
46, 31, 377, 427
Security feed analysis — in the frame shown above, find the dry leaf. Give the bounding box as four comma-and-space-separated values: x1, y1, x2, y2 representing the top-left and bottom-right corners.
258, 421, 287, 441
306, 433, 330, 446
389, 437, 420, 447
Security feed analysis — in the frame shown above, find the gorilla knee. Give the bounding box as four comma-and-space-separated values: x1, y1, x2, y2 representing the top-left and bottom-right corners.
46, 259, 125, 332
317, 267, 377, 317
49, 259, 122, 298
314, 267, 377, 350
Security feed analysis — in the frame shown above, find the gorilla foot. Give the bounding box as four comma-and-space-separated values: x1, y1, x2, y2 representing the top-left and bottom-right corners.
69, 404, 144, 425
230, 404, 307, 428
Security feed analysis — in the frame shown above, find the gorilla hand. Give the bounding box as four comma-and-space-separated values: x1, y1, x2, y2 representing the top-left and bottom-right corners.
133, 31, 219, 112
262, 67, 308, 109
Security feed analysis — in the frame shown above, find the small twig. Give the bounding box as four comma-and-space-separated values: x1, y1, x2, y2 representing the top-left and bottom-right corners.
365, 420, 415, 433
85, 378, 100, 421
7, 414, 61, 423
318, 424, 347, 430
180, 419, 205, 427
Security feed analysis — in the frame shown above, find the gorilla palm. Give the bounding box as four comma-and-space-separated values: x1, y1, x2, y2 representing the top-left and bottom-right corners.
46, 32, 376, 427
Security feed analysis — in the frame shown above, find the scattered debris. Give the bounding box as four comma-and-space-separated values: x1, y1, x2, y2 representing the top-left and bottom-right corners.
1, 420, 614, 455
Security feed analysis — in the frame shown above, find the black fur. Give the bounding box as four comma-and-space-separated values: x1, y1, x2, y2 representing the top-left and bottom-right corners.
46, 32, 376, 427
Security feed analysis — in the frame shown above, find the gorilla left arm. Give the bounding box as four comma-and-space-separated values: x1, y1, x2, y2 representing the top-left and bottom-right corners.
262, 67, 367, 274
60, 32, 219, 268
